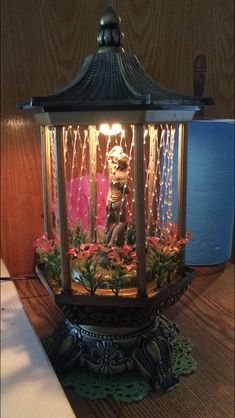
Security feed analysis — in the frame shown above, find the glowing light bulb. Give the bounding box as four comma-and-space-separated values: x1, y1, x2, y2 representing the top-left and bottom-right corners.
99, 123, 122, 136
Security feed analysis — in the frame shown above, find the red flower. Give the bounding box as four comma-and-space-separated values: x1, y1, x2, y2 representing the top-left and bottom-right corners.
147, 230, 190, 256
79, 243, 100, 259
122, 245, 132, 254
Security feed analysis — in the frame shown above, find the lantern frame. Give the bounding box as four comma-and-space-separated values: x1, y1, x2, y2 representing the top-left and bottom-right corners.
18, 5, 212, 392
34, 120, 195, 327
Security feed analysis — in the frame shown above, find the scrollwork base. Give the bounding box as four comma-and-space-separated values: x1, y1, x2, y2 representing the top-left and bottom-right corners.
50, 316, 179, 392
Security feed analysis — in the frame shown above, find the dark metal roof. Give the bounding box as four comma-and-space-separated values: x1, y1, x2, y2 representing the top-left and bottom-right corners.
18, 6, 213, 112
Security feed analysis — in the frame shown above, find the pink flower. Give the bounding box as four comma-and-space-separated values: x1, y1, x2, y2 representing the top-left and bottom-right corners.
130, 251, 137, 259
125, 263, 136, 271
68, 248, 79, 257
33, 234, 52, 253
80, 243, 89, 251
108, 249, 121, 262
147, 236, 160, 246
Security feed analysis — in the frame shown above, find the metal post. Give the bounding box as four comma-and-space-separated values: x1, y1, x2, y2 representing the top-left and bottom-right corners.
147, 125, 157, 230
54, 126, 71, 293
177, 123, 188, 274
40, 126, 53, 239
88, 125, 97, 242
134, 124, 147, 298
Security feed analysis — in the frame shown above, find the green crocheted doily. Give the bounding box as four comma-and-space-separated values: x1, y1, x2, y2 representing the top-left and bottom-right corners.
62, 370, 150, 402
171, 336, 197, 377
42, 335, 196, 403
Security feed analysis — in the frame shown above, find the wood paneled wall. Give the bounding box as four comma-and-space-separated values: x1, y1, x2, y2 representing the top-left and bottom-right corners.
1, 0, 234, 276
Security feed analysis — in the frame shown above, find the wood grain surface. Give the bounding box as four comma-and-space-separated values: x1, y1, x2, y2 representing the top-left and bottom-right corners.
14, 263, 234, 418
1, 0, 234, 276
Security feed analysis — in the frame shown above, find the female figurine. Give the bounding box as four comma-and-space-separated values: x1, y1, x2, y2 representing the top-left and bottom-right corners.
104, 146, 130, 246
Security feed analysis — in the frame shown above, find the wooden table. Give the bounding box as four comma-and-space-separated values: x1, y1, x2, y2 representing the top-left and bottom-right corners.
13, 263, 234, 418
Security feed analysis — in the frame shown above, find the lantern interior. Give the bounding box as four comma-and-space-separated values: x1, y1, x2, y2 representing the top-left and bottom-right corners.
37, 123, 186, 299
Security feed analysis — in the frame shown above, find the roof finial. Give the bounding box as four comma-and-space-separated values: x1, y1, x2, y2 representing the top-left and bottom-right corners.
97, 5, 124, 49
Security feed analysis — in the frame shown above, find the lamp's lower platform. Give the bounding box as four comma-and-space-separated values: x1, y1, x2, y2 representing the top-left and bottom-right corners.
36, 265, 196, 327
36, 266, 196, 395
48, 316, 191, 393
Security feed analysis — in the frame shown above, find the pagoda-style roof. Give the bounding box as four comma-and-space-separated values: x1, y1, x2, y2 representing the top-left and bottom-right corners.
18, 6, 212, 116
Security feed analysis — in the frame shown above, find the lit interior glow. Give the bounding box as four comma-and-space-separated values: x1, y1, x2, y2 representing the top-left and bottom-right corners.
99, 123, 122, 136
62, 123, 176, 242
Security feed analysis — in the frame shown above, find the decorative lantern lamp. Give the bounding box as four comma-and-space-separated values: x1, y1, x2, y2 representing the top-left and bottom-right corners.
18, 6, 212, 393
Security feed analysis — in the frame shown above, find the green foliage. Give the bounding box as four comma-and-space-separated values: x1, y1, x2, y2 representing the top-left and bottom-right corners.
38, 246, 61, 285
149, 247, 177, 288
69, 221, 88, 248
73, 254, 102, 295
108, 263, 126, 296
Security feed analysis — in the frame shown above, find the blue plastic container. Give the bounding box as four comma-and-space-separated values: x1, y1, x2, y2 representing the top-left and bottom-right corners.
173, 120, 234, 265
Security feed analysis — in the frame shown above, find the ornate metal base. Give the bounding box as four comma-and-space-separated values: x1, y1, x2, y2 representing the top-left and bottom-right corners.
50, 316, 180, 393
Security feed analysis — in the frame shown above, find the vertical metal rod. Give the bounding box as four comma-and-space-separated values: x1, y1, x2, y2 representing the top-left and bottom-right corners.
147, 125, 157, 229
177, 123, 188, 274
134, 124, 147, 298
88, 125, 97, 242
40, 126, 53, 238
54, 126, 71, 293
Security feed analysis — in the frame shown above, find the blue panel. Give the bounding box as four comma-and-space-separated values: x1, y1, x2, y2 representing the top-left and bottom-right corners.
173, 120, 234, 265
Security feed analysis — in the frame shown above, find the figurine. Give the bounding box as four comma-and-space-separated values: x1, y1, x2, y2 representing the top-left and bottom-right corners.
104, 146, 130, 246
